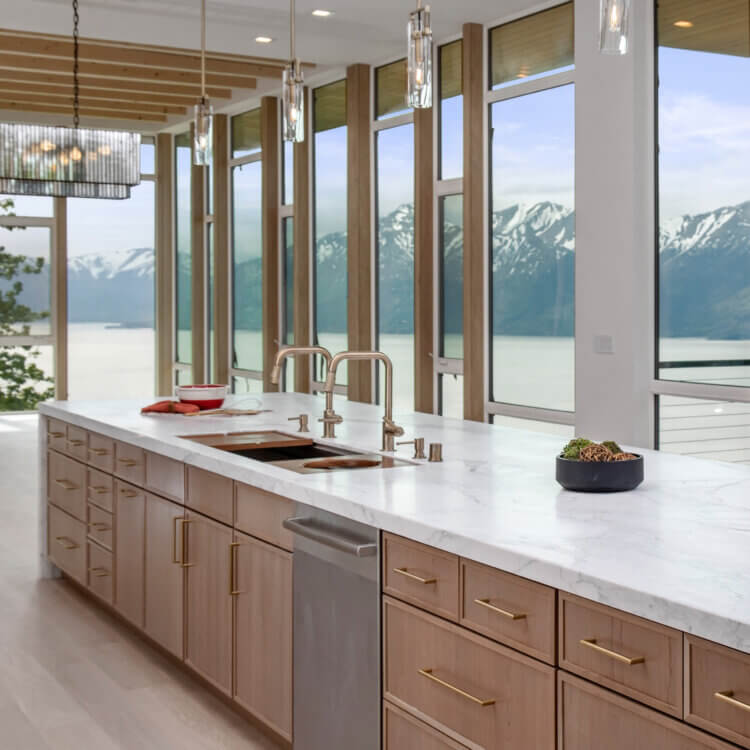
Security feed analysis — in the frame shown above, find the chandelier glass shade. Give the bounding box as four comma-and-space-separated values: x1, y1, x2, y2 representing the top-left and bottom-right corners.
193, 97, 213, 166
407, 4, 432, 109
599, 0, 631, 55
282, 60, 304, 143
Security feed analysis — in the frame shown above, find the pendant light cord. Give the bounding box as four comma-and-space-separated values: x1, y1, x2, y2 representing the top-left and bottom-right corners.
290, 0, 295, 62
72, 0, 80, 128
200, 0, 206, 100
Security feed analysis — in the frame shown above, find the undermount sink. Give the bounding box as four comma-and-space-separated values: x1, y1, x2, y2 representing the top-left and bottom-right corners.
179, 430, 412, 473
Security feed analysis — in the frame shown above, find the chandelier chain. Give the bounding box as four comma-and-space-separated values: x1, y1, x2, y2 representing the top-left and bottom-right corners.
200, 0, 206, 99
72, 0, 80, 128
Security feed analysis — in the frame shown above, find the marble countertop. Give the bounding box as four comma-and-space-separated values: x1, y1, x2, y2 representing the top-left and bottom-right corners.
40, 393, 750, 654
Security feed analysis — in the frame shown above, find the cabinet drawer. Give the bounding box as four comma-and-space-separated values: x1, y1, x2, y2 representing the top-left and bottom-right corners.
48, 503, 86, 584
186, 466, 233, 525
686, 635, 750, 748
66, 425, 88, 461
87, 541, 113, 604
383, 534, 459, 621
114, 441, 145, 485
47, 418, 68, 453
145, 452, 184, 503
48, 450, 87, 521
460, 559, 556, 664
235, 482, 293, 551
87, 433, 115, 473
87, 503, 113, 551
559, 671, 734, 750
559, 592, 683, 716
384, 596, 555, 749
87, 468, 114, 512
384, 702, 468, 749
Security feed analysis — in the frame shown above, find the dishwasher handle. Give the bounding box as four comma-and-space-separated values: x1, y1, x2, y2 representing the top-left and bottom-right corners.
282, 516, 377, 557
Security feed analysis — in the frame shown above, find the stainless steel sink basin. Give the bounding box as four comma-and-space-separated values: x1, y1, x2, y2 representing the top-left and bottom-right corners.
303, 457, 382, 470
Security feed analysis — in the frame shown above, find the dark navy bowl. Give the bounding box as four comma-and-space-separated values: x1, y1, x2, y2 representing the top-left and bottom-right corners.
556, 454, 644, 492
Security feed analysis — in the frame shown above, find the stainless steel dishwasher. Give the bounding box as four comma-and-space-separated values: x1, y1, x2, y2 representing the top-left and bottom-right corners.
283, 505, 380, 750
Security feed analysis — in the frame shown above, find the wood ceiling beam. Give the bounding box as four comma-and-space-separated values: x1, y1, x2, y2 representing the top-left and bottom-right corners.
0, 93, 186, 115
0, 100, 167, 122
0, 80, 199, 106
0, 68, 232, 99
0, 53, 258, 89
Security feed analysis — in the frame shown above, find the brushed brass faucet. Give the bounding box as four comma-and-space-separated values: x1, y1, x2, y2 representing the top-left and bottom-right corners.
323, 351, 405, 451
270, 346, 342, 438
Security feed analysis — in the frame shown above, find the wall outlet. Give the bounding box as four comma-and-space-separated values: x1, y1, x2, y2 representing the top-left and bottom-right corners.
593, 334, 615, 354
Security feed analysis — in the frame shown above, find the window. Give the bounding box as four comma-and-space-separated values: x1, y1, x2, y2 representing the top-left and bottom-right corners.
439, 40, 463, 180
230, 110, 263, 382
313, 80, 347, 384
488, 5, 575, 418
281, 216, 294, 391
175, 132, 192, 375
375, 61, 414, 412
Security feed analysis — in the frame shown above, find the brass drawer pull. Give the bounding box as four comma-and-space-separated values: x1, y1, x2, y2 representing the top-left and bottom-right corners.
68, 439, 85, 447
88, 522, 111, 532
393, 567, 437, 585
474, 598, 527, 621
55, 536, 79, 550
88, 485, 110, 495
88, 567, 110, 578
715, 690, 750, 713
89, 447, 109, 456
229, 542, 243, 596
119, 488, 139, 498
49, 431, 64, 438
54, 479, 78, 491
579, 638, 645, 665
172, 515, 181, 564
418, 668, 495, 707
117, 458, 138, 467
179, 519, 194, 568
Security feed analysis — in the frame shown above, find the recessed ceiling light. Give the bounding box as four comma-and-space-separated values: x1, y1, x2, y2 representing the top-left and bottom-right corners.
673, 20, 693, 28
255, 36, 273, 43
312, 9, 333, 17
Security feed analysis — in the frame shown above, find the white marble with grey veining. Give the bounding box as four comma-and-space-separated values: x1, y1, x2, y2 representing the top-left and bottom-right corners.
39, 393, 750, 655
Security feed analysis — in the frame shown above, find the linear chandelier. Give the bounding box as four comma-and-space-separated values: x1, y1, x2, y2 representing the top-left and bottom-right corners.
193, 0, 213, 165
282, 0, 305, 142
407, 0, 432, 109
0, 0, 140, 199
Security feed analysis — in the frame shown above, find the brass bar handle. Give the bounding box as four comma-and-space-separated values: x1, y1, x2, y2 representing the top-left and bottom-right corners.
579, 638, 645, 665
418, 668, 495, 707
89, 447, 109, 456
87, 522, 111, 531
55, 536, 79, 550
88, 485, 110, 495
88, 567, 110, 578
474, 598, 527, 621
715, 690, 750, 713
179, 519, 194, 568
393, 567, 437, 585
119, 488, 139, 498
49, 431, 65, 438
68, 439, 85, 447
54, 479, 78, 491
229, 542, 243, 595
172, 516, 180, 564
117, 458, 138, 467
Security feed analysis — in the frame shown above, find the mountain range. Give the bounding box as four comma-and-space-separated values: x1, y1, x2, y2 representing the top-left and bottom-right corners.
3, 201, 749, 340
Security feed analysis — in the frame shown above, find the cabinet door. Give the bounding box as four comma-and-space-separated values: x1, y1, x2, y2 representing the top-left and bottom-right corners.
144, 493, 184, 659
185, 511, 233, 695
234, 531, 293, 742
114, 482, 145, 627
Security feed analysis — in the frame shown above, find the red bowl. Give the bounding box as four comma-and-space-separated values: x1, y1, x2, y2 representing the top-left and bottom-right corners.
175, 384, 227, 410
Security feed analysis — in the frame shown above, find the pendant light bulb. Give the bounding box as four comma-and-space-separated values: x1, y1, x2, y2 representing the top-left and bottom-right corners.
194, 0, 213, 164
599, 0, 631, 55
407, 2, 432, 109
283, 0, 305, 142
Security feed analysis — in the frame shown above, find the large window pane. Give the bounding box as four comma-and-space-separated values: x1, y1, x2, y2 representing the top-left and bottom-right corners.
232, 161, 263, 372
232, 109, 261, 159
175, 133, 192, 367
282, 217, 294, 391
283, 140, 294, 206
0, 344, 54, 411
657, 2, 750, 389
439, 194, 463, 359
67, 181, 155, 399
0, 195, 52, 217
490, 84, 575, 412
376, 123, 414, 412
439, 41, 463, 180
313, 81, 347, 384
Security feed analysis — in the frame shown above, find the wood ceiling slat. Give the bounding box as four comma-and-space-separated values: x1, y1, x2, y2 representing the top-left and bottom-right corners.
0, 92, 186, 115
0, 80, 199, 106
0, 100, 167, 122
0, 68, 232, 99
0, 52, 258, 89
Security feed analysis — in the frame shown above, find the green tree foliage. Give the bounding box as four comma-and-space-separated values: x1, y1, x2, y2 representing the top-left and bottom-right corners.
0, 198, 55, 410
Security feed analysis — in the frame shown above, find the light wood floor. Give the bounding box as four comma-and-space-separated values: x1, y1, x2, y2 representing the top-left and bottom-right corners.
0, 414, 281, 749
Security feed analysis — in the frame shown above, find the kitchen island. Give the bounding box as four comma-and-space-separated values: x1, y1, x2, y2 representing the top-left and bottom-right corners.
38, 393, 750, 749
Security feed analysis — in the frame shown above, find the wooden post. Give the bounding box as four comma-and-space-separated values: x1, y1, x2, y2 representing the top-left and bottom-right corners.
413, 105, 435, 414
346, 63, 374, 403
293, 87, 313, 393
52, 196, 68, 400
155, 132, 174, 396
190, 123, 208, 385
261, 96, 281, 391
212, 114, 231, 386
462, 23, 487, 422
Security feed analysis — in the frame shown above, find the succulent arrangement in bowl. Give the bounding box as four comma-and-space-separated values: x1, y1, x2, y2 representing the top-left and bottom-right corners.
556, 438, 644, 492
561, 438, 638, 463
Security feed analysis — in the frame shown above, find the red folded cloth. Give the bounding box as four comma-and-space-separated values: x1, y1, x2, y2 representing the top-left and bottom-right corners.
141, 400, 200, 415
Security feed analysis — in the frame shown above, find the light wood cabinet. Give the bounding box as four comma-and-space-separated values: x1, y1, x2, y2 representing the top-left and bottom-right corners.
384, 701, 468, 749
145, 452, 185, 503
87, 503, 113, 551
186, 466, 233, 525
86, 467, 114, 512
114, 480, 145, 627
233, 530, 293, 741
48, 450, 87, 521
87, 541, 113, 604
66, 425, 88, 461
87, 432, 115, 473
46, 417, 68, 453
235, 482, 294, 551
144, 493, 185, 659
184, 510, 233, 696
114, 441, 146, 485
559, 672, 734, 750
48, 503, 86, 584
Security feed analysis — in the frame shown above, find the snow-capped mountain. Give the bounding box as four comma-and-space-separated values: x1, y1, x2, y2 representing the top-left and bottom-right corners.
68, 247, 154, 281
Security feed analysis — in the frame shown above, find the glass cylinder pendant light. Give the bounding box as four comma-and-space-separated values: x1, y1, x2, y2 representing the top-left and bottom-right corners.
599, 0, 631, 55
283, 0, 304, 142
407, 1, 432, 109
193, 0, 213, 164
